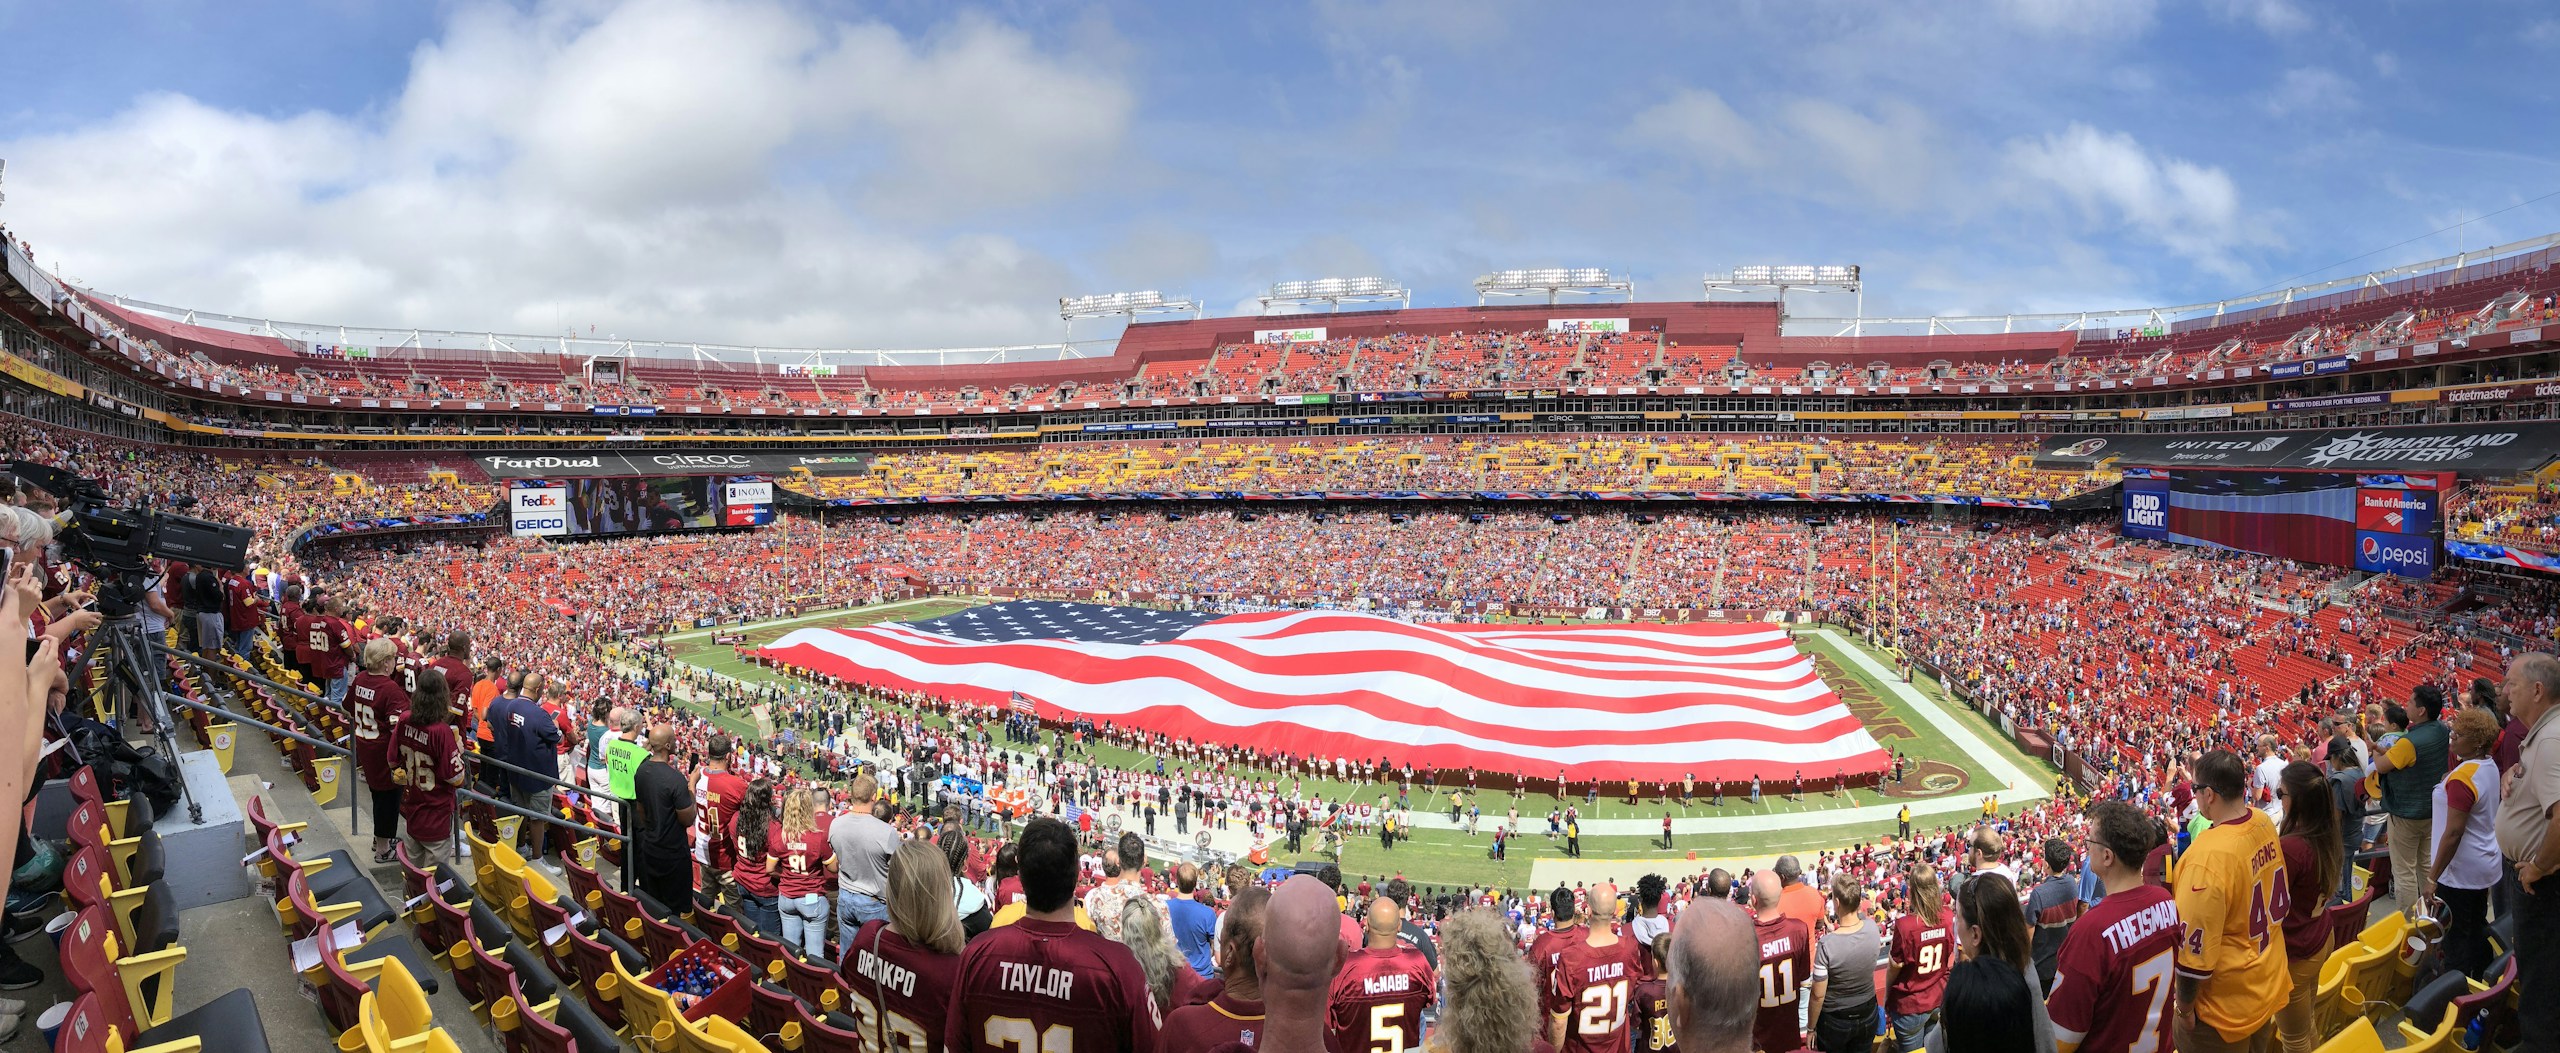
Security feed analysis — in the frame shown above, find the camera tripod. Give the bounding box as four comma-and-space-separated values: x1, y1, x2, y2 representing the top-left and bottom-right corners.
89, 582, 204, 826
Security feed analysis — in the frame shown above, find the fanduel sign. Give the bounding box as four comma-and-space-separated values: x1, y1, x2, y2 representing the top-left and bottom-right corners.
478, 450, 871, 479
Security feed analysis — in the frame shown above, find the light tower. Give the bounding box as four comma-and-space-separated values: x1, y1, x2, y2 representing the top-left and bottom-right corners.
1704, 265, 1863, 330
1258, 277, 1408, 314
1058, 290, 1203, 344
1472, 268, 1634, 306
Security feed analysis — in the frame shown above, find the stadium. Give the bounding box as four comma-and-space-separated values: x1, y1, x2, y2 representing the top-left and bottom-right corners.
2, 7, 2558, 1053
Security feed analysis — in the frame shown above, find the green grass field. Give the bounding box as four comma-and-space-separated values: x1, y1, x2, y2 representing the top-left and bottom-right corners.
645, 598, 2055, 889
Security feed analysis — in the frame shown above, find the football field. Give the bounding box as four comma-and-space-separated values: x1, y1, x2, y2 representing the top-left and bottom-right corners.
653, 598, 2056, 890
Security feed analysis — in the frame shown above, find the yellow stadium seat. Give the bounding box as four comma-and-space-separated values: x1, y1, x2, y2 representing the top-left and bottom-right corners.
2314, 1018, 2384, 1053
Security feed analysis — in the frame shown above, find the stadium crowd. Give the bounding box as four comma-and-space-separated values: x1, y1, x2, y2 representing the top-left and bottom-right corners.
11, 408, 2560, 1050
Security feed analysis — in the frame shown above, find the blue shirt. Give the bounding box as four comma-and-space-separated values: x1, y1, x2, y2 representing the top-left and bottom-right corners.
487, 694, 562, 793
1165, 894, 1220, 978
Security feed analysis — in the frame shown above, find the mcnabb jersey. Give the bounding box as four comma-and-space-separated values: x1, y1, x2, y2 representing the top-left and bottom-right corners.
2046, 883, 2179, 1053
1327, 945, 1435, 1053
1546, 933, 1646, 1053
1752, 916, 1811, 1053
946, 917, 1161, 1053
2174, 809, 2290, 1042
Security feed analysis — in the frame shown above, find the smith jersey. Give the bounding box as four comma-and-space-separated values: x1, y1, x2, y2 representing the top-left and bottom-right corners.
1328, 945, 1436, 1053
2174, 808, 2290, 1042
2045, 884, 2179, 1053
1752, 916, 1812, 1053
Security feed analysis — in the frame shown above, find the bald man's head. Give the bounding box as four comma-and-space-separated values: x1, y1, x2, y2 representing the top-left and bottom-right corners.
609, 707, 640, 733
646, 724, 675, 755
1667, 900, 1758, 1053
1259, 875, 1345, 993
1749, 871, 1781, 913
1587, 882, 1620, 924
1367, 895, 1402, 947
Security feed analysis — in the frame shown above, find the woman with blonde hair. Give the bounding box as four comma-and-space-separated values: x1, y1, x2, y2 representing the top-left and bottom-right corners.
1425, 907, 1543, 1053
844, 840, 962, 1053
773, 786, 835, 960
1120, 895, 1204, 1012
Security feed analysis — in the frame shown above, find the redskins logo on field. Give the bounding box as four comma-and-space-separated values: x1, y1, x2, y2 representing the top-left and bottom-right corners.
2053, 438, 2109, 458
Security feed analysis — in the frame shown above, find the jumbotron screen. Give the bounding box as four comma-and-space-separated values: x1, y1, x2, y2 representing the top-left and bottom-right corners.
509, 475, 773, 537
2118, 467, 2448, 577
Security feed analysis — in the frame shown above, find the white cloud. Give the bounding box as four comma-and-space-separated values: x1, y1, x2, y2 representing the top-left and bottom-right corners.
2004, 122, 2273, 276
2264, 66, 2357, 117
1993, 0, 2159, 37
1, 0, 1133, 349
1624, 91, 1939, 213
2208, 0, 2312, 36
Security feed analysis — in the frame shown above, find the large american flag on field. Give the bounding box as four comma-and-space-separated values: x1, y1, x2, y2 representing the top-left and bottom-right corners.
756, 601, 1886, 782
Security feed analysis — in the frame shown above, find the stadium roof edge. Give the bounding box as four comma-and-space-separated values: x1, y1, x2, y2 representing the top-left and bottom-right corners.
53, 227, 2560, 363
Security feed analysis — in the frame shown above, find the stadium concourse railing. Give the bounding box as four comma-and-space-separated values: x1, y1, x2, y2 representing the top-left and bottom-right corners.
150, 642, 641, 893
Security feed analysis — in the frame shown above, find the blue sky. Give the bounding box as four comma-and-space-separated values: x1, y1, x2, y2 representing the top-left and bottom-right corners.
1, 0, 2555, 350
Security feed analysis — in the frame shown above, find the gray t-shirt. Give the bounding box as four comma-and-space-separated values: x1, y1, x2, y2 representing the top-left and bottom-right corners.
826, 810, 901, 900
1812, 920, 1883, 1015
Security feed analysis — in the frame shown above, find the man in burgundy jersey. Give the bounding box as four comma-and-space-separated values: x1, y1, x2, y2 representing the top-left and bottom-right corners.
1548, 883, 1646, 1053
947, 817, 1161, 1053
346, 639, 410, 863
308, 595, 355, 704
1529, 886, 1583, 1014
1632, 935, 1676, 1053
1328, 896, 1435, 1053
1160, 888, 1270, 1053
1883, 866, 1956, 1053
2046, 802, 2179, 1053
427, 631, 473, 714
1747, 873, 1810, 1053
695, 735, 751, 898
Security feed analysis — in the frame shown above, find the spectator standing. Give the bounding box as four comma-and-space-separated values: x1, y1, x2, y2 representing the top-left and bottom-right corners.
2046, 801, 2179, 1053
2371, 685, 2451, 917
1885, 866, 1957, 1053
1807, 873, 1881, 1053
946, 817, 1161, 1053
392, 668, 465, 870
1160, 888, 1268, 1053
828, 773, 901, 944
776, 786, 835, 960
488, 671, 563, 862
728, 779, 780, 940
845, 840, 963, 1053
2494, 653, 2560, 1048
1926, 872, 2051, 1053
1164, 864, 1220, 979
2023, 837, 2083, 993
346, 640, 410, 864
2430, 707, 2503, 980
2275, 762, 2342, 1053
630, 725, 698, 917
1665, 900, 1760, 1053
2173, 750, 2288, 1053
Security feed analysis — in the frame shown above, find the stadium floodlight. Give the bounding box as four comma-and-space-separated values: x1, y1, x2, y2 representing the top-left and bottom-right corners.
1472, 267, 1634, 305
1706, 264, 1864, 329
1259, 276, 1409, 313
1058, 289, 1204, 341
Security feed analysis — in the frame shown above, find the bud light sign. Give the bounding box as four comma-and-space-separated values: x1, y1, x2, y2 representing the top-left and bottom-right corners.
2354, 530, 2435, 578
2119, 472, 2170, 540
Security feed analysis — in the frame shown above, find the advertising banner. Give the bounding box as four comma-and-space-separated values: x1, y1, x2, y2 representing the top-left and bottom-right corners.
2443, 380, 2560, 405
1252, 327, 1327, 344
479, 451, 873, 479
2033, 422, 2560, 473
509, 484, 572, 537
2119, 469, 2170, 540
1546, 318, 1630, 335
2266, 355, 2354, 379
2268, 392, 2391, 411
2354, 531, 2436, 577
2354, 488, 2437, 535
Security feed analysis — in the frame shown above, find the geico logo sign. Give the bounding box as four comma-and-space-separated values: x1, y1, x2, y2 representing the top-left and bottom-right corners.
515, 517, 568, 531
2124, 492, 2166, 528
489, 456, 601, 470
649, 454, 750, 468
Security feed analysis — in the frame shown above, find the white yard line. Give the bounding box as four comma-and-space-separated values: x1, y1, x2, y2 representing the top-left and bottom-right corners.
660, 595, 971, 643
